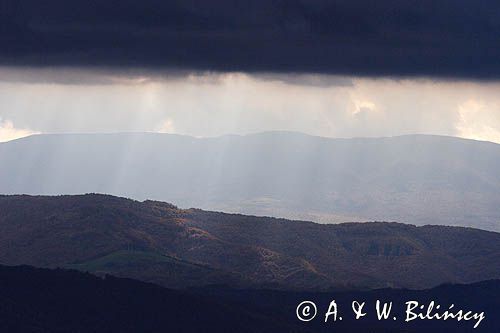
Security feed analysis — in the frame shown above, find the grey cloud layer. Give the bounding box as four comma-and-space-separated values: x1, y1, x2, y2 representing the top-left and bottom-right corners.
1, 0, 500, 78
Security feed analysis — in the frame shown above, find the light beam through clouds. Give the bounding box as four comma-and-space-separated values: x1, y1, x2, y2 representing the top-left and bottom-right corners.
0, 69, 499, 143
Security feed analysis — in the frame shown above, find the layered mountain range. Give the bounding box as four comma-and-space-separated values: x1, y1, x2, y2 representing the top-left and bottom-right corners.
1, 132, 499, 231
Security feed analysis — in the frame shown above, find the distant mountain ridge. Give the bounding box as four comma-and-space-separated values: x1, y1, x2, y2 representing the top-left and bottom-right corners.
1, 194, 499, 290
1, 132, 499, 231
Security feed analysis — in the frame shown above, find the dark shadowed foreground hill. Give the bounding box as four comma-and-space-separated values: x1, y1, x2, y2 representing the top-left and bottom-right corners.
0, 194, 499, 290
0, 264, 498, 333
0, 265, 295, 333
1, 132, 499, 231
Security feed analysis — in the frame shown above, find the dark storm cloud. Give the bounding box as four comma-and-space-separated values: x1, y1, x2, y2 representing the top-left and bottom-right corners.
1, 0, 500, 78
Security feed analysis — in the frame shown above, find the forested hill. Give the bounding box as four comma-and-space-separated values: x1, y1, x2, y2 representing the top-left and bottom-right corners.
1, 194, 499, 290
0, 264, 498, 333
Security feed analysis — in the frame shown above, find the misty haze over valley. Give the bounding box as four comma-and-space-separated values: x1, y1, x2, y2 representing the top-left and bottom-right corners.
1, 131, 499, 231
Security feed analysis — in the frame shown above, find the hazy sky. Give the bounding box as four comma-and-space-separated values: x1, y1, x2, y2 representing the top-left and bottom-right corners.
1, 68, 499, 144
